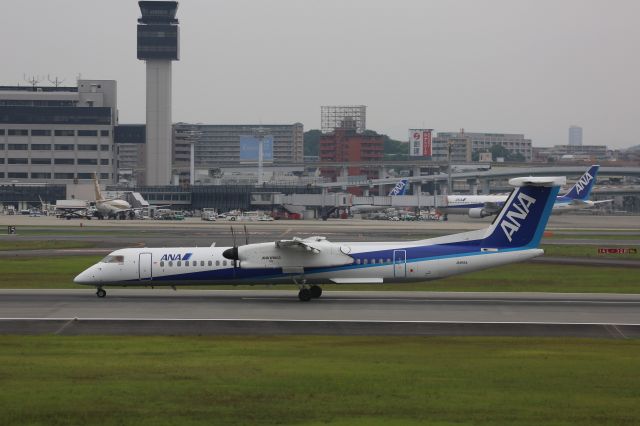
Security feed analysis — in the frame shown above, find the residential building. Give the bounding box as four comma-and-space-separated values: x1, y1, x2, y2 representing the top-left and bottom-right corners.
433, 131, 532, 162
319, 126, 383, 181
173, 123, 304, 167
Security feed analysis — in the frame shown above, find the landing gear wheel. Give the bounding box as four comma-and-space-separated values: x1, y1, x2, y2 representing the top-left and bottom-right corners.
298, 288, 312, 302
96, 288, 106, 298
309, 285, 322, 299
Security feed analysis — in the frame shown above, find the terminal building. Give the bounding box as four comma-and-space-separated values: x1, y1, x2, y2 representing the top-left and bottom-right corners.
0, 80, 118, 188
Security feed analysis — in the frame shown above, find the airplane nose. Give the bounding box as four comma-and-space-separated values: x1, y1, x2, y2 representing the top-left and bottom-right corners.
74, 269, 94, 284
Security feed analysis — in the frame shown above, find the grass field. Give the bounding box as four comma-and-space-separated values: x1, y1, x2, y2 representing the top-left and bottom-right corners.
0, 335, 638, 426
1, 254, 638, 293
0, 240, 97, 251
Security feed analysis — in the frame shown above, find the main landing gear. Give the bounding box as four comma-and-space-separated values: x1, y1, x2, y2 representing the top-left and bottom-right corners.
298, 285, 322, 302
96, 287, 106, 298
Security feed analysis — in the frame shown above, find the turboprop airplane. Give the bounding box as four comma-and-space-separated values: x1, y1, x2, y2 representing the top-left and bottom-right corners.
74, 176, 564, 301
440, 165, 610, 218
92, 173, 134, 219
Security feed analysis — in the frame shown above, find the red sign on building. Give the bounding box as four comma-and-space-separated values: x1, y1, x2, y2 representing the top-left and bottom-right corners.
422, 130, 432, 157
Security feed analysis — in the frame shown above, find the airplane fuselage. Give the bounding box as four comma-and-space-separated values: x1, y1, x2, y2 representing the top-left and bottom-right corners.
74, 242, 543, 287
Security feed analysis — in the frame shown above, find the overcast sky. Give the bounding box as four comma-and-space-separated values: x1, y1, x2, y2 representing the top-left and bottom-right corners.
1, 0, 639, 148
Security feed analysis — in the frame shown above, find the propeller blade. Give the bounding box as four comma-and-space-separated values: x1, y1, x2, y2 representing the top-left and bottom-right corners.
244, 224, 249, 245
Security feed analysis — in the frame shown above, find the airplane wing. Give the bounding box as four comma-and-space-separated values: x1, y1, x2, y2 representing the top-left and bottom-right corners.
483, 202, 503, 214
275, 237, 323, 253
592, 199, 614, 205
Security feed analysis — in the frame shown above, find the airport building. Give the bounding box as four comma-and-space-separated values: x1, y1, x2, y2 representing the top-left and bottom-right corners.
173, 123, 304, 167
0, 80, 118, 187
433, 131, 533, 162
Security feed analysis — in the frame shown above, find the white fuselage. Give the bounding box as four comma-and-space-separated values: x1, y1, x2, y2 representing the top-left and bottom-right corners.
74, 240, 543, 288
96, 199, 132, 216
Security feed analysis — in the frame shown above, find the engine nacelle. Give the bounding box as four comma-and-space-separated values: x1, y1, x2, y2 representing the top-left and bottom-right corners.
468, 207, 491, 219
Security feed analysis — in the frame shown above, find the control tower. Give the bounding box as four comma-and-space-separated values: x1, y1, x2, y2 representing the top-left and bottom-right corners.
137, 1, 179, 186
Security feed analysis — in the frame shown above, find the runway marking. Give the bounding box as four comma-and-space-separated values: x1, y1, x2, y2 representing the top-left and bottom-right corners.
278, 228, 292, 238
54, 318, 77, 335
2, 318, 640, 326
240, 297, 640, 305
607, 324, 629, 339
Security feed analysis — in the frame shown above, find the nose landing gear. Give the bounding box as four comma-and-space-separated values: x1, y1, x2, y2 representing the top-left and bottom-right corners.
96, 287, 106, 298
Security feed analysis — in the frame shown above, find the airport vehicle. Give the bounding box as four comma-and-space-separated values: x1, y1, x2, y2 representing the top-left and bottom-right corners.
350, 178, 409, 214
55, 199, 90, 219
440, 165, 610, 218
201, 208, 218, 221
75, 176, 564, 301
92, 174, 134, 220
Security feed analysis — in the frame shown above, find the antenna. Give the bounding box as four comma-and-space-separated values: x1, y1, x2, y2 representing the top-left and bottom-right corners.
23, 74, 42, 88
47, 75, 66, 87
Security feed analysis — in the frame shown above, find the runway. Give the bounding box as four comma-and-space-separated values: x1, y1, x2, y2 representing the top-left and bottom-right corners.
2, 289, 639, 338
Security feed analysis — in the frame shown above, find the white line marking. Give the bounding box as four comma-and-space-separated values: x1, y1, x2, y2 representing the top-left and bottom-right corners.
1, 318, 639, 326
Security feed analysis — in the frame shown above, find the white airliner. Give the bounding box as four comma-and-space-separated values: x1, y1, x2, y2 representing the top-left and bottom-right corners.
75, 176, 564, 301
440, 165, 611, 218
350, 178, 409, 214
92, 174, 134, 219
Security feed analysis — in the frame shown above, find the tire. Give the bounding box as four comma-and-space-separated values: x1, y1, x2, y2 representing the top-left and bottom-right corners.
309, 285, 322, 298
298, 288, 312, 302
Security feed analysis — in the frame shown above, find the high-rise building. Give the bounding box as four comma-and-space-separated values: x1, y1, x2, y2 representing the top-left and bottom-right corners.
569, 125, 583, 146
173, 123, 304, 168
0, 80, 117, 185
137, 1, 180, 186
319, 126, 383, 181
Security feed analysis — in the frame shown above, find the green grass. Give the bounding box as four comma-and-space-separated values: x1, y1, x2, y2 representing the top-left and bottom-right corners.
0, 240, 97, 251
0, 335, 638, 426
0, 255, 638, 293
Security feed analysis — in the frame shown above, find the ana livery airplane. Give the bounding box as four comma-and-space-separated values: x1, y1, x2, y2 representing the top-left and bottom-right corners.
75, 176, 564, 301
440, 165, 610, 218
350, 178, 409, 214
92, 174, 134, 219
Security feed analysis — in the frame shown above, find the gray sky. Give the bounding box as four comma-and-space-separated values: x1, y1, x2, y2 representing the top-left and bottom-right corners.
1, 0, 639, 148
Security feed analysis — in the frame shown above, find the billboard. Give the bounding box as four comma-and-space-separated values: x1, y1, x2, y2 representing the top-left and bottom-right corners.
408, 129, 433, 157
239, 135, 273, 163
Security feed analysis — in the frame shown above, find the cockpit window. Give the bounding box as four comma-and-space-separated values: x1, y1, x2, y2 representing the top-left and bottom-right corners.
101, 255, 124, 264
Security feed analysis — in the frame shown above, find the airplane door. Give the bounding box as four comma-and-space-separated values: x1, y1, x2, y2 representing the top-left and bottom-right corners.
139, 253, 152, 281
393, 250, 407, 278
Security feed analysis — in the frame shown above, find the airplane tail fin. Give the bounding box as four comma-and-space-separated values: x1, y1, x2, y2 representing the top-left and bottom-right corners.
93, 173, 104, 202
562, 165, 599, 201
481, 177, 564, 249
388, 178, 409, 196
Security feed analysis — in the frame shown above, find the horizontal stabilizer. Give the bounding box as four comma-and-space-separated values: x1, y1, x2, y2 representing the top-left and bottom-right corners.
509, 176, 566, 187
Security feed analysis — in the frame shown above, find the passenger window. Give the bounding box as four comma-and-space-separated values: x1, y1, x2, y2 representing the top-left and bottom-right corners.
387, 258, 391, 263
216, 260, 220, 266
201, 261, 205, 266
185, 261, 189, 266
208, 260, 212, 266
364, 259, 368, 264
379, 258, 384, 264
223, 260, 227, 266
356, 259, 361, 264
160, 261, 164, 267
169, 261, 173, 267
177, 261, 182, 267
194, 262, 197, 267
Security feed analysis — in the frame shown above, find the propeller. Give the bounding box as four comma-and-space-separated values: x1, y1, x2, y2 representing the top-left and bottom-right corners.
244, 224, 249, 246
222, 226, 239, 260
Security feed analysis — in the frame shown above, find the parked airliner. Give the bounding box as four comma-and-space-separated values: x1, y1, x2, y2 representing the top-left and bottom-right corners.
350, 178, 409, 214
75, 176, 564, 301
440, 165, 610, 218
92, 174, 134, 219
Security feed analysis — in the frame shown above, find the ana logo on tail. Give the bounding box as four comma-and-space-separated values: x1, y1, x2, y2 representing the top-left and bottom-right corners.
500, 193, 537, 242
389, 179, 408, 196
574, 172, 593, 195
